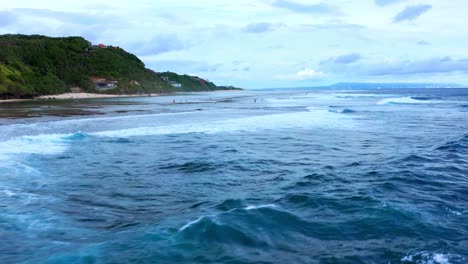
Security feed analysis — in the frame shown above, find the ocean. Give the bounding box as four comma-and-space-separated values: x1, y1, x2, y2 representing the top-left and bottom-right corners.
0, 89, 467, 263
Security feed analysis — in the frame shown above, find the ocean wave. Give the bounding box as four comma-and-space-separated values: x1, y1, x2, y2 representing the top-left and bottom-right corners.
264, 97, 306, 107
245, 204, 277, 210
377, 96, 443, 105
0, 109, 347, 159
0, 134, 68, 160
444, 206, 463, 216
334, 93, 386, 98
2, 189, 16, 197
401, 251, 465, 264
435, 134, 468, 151
0, 108, 357, 163
177, 194, 434, 253
411, 96, 441, 101
264, 92, 380, 106
0, 161, 42, 179
159, 161, 218, 173
399, 154, 434, 163
0, 111, 203, 142
179, 202, 280, 232
0, 132, 89, 162
50, 111, 202, 126
214, 199, 245, 211
93, 109, 356, 138
328, 108, 356, 114
64, 131, 89, 140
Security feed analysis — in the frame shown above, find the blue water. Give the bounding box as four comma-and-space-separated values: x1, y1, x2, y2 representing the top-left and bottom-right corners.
0, 89, 467, 263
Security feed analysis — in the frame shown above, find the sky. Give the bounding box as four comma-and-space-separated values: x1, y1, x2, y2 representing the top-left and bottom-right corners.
1, 0, 468, 89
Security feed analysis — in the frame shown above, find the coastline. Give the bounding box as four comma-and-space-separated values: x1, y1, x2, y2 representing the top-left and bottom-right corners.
0, 90, 242, 104
0, 93, 160, 103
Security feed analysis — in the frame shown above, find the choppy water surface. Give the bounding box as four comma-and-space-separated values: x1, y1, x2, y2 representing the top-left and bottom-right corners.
1, 89, 467, 263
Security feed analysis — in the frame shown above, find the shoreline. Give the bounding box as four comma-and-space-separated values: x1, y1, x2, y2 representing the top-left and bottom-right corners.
0, 90, 242, 104
0, 92, 161, 103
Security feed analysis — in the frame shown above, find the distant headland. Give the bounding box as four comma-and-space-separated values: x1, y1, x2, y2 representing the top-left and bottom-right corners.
0, 34, 241, 100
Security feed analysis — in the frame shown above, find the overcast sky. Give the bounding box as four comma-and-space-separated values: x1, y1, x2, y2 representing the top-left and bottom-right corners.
1, 0, 467, 88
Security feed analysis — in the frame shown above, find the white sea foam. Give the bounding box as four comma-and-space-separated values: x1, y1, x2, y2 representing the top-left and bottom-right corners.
334, 93, 387, 98
432, 254, 451, 264
377, 97, 441, 105
245, 204, 277, 210
57, 111, 200, 124
0, 134, 69, 161
264, 98, 304, 107
179, 216, 205, 231
264, 93, 337, 106
179, 204, 279, 231
445, 207, 463, 216
2, 189, 16, 197
0, 109, 355, 164
93, 109, 355, 138
265, 93, 385, 108
401, 252, 462, 264
0, 111, 202, 141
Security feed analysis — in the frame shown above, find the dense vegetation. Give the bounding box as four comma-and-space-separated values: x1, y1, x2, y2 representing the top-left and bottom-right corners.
0, 34, 240, 99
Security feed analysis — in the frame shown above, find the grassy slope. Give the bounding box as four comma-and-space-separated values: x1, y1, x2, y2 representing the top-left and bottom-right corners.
0, 34, 240, 99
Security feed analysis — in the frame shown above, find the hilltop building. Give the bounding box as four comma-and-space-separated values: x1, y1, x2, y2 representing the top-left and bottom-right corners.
90, 77, 118, 91
169, 81, 182, 88
161, 76, 182, 88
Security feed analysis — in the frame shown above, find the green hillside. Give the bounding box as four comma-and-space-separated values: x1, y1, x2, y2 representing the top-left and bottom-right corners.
0, 34, 240, 99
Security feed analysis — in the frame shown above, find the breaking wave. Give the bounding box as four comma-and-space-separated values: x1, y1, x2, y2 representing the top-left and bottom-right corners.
0, 132, 89, 163
377, 96, 442, 105
0, 109, 356, 165
2, 89, 468, 263
401, 251, 465, 264
93, 109, 355, 138
328, 107, 356, 114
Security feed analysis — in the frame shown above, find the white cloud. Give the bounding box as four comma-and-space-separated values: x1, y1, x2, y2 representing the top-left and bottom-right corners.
0, 0, 467, 88
297, 69, 324, 79
275, 69, 324, 80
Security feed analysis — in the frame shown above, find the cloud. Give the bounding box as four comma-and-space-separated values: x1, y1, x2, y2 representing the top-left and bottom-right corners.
417, 40, 430, 45
370, 57, 468, 76
0, 11, 16, 27
324, 53, 362, 64
275, 68, 324, 80
134, 35, 192, 56
146, 59, 223, 73
268, 44, 285, 50
297, 69, 323, 79
0, 9, 114, 43
299, 22, 365, 31
158, 13, 188, 25
1, 1, 466, 88
243, 22, 276, 33
233, 66, 251, 72
271, 0, 336, 14
393, 4, 432, 23
231, 60, 251, 72
11, 8, 111, 25
374, 0, 406, 6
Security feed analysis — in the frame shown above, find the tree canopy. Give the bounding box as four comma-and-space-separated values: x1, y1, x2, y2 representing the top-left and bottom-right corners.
0, 34, 239, 99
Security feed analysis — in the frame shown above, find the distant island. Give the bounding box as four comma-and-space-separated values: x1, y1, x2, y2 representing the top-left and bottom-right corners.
0, 34, 241, 99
